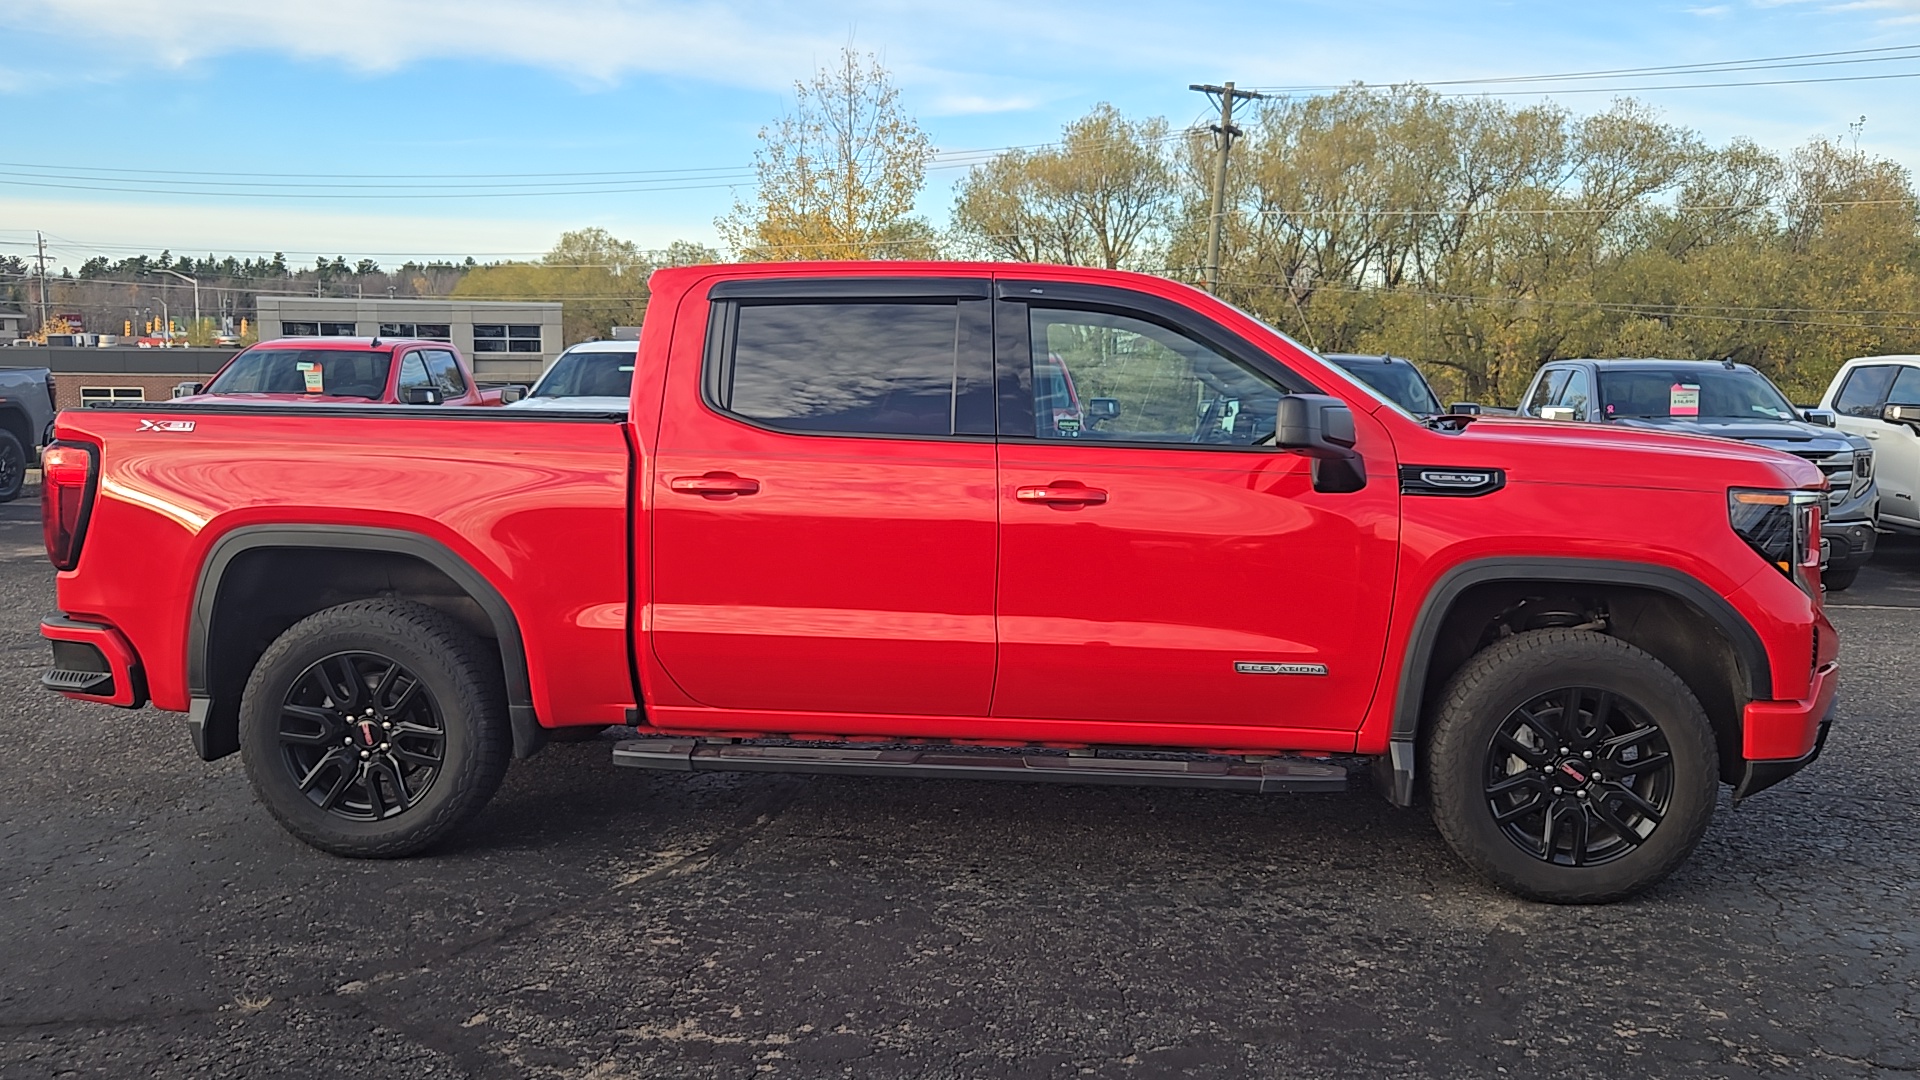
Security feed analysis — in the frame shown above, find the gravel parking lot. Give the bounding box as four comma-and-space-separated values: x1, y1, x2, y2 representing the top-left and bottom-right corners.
2, 492, 1916, 1079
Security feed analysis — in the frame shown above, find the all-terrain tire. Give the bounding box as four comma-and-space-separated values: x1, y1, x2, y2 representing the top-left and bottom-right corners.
1822, 563, 1860, 592
0, 429, 25, 503
238, 598, 510, 857
1428, 629, 1718, 904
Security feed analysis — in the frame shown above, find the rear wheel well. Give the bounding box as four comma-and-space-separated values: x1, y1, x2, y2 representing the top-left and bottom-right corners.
196, 542, 540, 762
0, 406, 31, 449
1417, 582, 1752, 787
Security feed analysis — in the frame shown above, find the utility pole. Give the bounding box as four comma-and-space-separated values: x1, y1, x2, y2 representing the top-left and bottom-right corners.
34, 232, 50, 332
1188, 82, 1264, 294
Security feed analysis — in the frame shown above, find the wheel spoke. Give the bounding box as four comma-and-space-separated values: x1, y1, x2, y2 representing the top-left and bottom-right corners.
362, 763, 386, 818
279, 704, 339, 745
1609, 751, 1672, 777
1605, 780, 1666, 821
1494, 731, 1551, 767
1486, 772, 1544, 799
1514, 706, 1560, 747
371, 661, 402, 710
386, 676, 423, 717
323, 655, 366, 712
1571, 691, 1614, 751
297, 747, 348, 792
1589, 794, 1646, 847
389, 741, 442, 769
317, 761, 355, 811
1564, 805, 1592, 866
377, 760, 414, 808
1493, 793, 1547, 824
1601, 724, 1661, 757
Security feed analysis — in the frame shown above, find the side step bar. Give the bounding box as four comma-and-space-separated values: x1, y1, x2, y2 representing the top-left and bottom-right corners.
612, 740, 1347, 794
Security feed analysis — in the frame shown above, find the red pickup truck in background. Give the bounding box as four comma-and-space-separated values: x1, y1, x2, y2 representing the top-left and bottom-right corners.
178, 336, 519, 406
38, 263, 1837, 903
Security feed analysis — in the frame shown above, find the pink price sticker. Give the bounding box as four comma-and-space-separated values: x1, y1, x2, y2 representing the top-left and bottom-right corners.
1669, 383, 1700, 417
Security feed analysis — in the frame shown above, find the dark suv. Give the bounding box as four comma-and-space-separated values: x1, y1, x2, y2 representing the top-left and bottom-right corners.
1519, 359, 1877, 590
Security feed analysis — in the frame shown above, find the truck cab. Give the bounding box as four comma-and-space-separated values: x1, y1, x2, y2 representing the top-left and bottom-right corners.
183, 337, 517, 406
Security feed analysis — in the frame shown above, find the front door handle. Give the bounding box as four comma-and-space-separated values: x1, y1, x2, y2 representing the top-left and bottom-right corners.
670, 472, 761, 497
1015, 482, 1108, 506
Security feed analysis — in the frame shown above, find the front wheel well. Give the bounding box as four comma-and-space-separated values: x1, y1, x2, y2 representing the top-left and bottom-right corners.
193, 537, 542, 762
1414, 581, 1754, 789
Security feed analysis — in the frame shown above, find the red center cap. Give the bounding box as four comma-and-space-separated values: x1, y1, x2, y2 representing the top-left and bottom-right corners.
356, 721, 380, 747
1559, 761, 1588, 783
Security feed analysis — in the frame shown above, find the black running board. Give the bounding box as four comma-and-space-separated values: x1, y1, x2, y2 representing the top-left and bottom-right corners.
612, 740, 1347, 794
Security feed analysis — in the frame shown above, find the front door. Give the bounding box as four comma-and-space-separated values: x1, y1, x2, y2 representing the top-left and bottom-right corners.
649, 280, 1000, 717
990, 287, 1399, 735
1834, 363, 1920, 526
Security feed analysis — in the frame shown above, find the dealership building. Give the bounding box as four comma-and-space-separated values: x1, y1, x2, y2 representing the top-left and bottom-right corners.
254, 297, 563, 382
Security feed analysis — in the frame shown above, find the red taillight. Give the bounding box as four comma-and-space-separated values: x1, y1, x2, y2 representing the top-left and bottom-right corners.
41, 442, 98, 571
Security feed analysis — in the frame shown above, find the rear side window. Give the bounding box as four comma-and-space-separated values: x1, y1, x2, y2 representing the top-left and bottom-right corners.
1888, 366, 1920, 407
208, 348, 391, 398
424, 350, 467, 396
717, 302, 959, 437
1835, 365, 1900, 417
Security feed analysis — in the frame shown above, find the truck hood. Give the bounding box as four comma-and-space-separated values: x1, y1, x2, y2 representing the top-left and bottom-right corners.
1430, 415, 1826, 491
1610, 416, 1861, 452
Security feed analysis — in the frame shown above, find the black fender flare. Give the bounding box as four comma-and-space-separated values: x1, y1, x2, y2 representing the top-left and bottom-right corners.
1385, 557, 1771, 806
187, 524, 544, 761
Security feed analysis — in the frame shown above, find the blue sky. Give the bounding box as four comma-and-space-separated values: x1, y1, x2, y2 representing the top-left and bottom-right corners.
2, 0, 1918, 269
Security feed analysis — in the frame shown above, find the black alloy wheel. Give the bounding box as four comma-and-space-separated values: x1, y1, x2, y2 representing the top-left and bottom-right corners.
1482, 686, 1674, 867
0, 430, 24, 503
239, 598, 509, 858
1427, 629, 1717, 904
278, 651, 446, 822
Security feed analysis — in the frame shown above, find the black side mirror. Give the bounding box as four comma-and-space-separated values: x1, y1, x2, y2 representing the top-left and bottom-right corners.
173, 381, 204, 398
1087, 397, 1119, 419
400, 386, 443, 406
499, 385, 527, 404
1884, 404, 1920, 426
1449, 402, 1482, 415
1275, 394, 1364, 493
1801, 407, 1836, 427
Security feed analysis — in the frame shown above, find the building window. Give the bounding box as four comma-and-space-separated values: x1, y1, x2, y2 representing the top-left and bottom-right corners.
282, 322, 319, 336
319, 322, 357, 336
378, 323, 452, 341
474, 323, 543, 353
80, 387, 146, 403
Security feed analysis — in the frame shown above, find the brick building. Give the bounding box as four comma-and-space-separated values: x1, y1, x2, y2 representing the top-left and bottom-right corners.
11, 345, 240, 410
254, 297, 562, 382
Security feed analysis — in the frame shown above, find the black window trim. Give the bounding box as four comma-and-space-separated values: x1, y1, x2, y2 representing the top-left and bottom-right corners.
992, 279, 1319, 452
698, 281, 997, 444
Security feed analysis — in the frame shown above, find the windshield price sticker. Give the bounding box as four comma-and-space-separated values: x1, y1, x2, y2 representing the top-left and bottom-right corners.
1670, 383, 1700, 417
296, 361, 324, 393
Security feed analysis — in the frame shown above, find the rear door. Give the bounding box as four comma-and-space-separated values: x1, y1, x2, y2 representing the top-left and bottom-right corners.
648, 277, 1000, 717
1836, 363, 1920, 525
989, 281, 1399, 736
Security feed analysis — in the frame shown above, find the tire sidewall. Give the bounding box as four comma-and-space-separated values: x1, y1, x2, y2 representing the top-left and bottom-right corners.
239, 611, 490, 853
0, 429, 23, 502
1430, 634, 1718, 903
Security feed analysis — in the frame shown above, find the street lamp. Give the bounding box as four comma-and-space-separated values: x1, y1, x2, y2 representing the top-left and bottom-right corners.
154, 268, 199, 337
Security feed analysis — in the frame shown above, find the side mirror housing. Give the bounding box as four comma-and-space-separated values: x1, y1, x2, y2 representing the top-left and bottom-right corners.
400, 386, 443, 406
1275, 394, 1364, 493
1801, 407, 1837, 427
1086, 397, 1119, 420
1884, 404, 1920, 426
1448, 402, 1482, 415
173, 381, 204, 398
1539, 405, 1580, 422
499, 385, 527, 404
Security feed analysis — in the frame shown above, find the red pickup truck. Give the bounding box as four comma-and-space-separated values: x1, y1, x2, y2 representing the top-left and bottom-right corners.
178, 336, 517, 406
38, 263, 1837, 903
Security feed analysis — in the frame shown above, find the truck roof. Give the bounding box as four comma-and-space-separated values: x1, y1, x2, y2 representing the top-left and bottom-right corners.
250, 337, 449, 351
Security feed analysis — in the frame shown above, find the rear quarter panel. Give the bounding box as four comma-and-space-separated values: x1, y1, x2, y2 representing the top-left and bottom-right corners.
52, 406, 634, 726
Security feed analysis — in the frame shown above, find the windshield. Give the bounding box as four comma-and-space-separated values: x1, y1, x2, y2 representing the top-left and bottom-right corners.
1598, 368, 1798, 421
206, 348, 392, 398
531, 350, 636, 399
1330, 359, 1442, 416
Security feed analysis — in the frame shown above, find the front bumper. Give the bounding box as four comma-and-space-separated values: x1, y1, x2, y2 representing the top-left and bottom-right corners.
1733, 659, 1837, 801
1824, 518, 1877, 569
40, 615, 147, 709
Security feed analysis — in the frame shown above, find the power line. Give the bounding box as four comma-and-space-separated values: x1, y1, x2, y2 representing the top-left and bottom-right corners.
1245, 42, 1920, 92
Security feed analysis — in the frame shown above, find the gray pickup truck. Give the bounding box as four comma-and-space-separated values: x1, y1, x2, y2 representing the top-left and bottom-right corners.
0, 366, 55, 502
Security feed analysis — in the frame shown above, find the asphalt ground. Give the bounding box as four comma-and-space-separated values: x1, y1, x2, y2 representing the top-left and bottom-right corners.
1, 491, 1916, 1080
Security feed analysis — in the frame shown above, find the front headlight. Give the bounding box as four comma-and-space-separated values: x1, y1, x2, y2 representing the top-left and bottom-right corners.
1852, 449, 1875, 498
1730, 488, 1823, 596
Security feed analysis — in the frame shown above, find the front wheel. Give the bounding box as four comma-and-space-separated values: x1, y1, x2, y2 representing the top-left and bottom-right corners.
1427, 629, 1718, 904
0, 429, 24, 503
238, 599, 510, 857
1822, 563, 1860, 592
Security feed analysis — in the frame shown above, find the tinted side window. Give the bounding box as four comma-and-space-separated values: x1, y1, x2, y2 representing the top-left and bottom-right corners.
1026, 306, 1281, 445
1886, 366, 1920, 408
397, 353, 431, 392
1557, 367, 1593, 418
721, 302, 958, 437
1525, 369, 1571, 416
1836, 365, 1899, 417
424, 350, 467, 396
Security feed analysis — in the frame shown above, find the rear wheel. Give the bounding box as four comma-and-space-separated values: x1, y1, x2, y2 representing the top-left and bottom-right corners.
1428, 629, 1718, 904
0, 429, 24, 503
238, 599, 510, 857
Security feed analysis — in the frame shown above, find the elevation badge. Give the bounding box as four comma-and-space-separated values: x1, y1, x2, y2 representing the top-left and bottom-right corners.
1234, 661, 1329, 676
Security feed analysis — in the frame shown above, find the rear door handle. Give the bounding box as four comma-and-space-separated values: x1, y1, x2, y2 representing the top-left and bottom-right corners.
1015, 483, 1108, 506
670, 472, 761, 496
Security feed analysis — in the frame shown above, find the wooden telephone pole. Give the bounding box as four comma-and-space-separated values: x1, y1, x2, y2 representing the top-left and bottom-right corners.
1188, 82, 1265, 294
